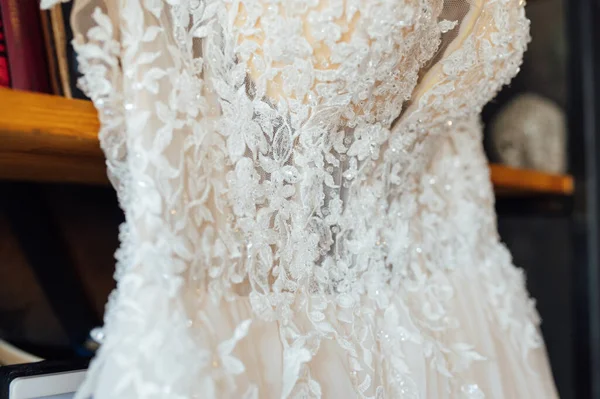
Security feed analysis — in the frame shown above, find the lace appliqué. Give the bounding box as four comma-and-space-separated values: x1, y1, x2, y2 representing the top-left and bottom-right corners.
56, 0, 544, 398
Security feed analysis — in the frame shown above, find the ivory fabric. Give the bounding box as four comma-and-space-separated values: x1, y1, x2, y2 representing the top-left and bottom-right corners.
43, 0, 559, 397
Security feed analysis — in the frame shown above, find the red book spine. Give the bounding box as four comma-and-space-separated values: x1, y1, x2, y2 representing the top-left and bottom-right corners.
0, 5, 9, 87
0, 0, 50, 92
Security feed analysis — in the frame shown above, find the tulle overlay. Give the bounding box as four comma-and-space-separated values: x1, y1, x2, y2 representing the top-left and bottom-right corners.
79, 269, 557, 399
42, 0, 559, 397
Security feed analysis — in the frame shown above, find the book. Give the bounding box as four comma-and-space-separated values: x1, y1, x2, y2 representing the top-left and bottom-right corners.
40, 8, 62, 95
62, 2, 86, 100
0, 5, 9, 88
40, 2, 87, 100
0, 0, 50, 93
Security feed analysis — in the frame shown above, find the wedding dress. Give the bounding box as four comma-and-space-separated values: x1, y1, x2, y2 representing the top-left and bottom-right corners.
42, 0, 559, 397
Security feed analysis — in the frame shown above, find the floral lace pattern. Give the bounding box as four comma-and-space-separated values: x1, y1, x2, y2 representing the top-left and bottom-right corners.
43, 0, 557, 398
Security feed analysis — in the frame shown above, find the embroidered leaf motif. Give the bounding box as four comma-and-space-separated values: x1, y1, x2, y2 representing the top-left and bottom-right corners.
66, 0, 539, 397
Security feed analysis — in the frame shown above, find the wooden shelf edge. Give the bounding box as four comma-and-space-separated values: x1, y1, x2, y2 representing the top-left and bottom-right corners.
0, 90, 576, 194
0, 152, 109, 185
0, 88, 102, 156
0, 89, 105, 185
490, 164, 574, 195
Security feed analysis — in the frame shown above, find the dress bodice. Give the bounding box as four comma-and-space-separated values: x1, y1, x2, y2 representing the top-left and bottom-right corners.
44, 1, 557, 398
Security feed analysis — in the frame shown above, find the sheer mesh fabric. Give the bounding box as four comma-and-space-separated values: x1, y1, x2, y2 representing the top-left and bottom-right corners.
39, 0, 562, 397
394, 0, 472, 126
425, 0, 472, 70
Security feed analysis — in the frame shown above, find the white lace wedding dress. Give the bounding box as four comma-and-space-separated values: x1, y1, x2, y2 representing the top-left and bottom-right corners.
43, 0, 559, 397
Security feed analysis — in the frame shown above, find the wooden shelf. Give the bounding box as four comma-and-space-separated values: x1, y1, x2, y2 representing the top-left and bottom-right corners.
0, 89, 575, 195
0, 88, 106, 184
490, 164, 574, 196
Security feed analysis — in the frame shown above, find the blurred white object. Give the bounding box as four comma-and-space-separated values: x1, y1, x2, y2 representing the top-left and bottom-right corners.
491, 93, 566, 174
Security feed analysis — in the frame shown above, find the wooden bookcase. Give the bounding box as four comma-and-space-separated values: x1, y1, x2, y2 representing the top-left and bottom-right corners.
0, 88, 575, 195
